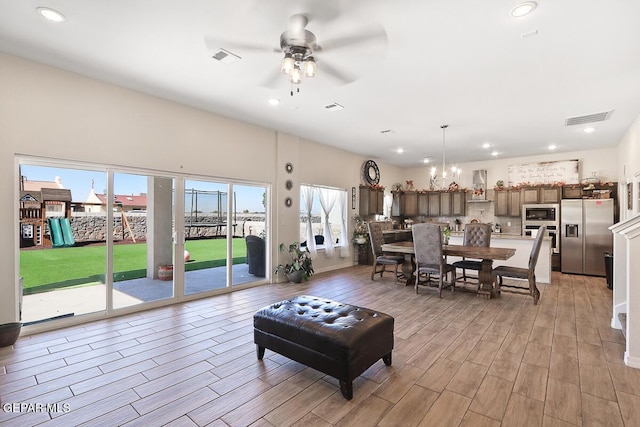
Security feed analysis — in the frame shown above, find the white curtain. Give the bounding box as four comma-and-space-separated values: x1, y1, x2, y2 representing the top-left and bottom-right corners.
318, 188, 338, 256
301, 185, 317, 258
338, 190, 350, 258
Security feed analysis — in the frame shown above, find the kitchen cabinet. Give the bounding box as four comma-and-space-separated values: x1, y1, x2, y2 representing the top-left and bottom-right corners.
520, 187, 540, 204
540, 187, 561, 203
404, 191, 418, 216
359, 185, 384, 215
439, 192, 452, 216
451, 191, 466, 216
391, 191, 402, 216
520, 186, 561, 204
418, 192, 429, 215
495, 189, 521, 217
562, 186, 582, 199
427, 192, 440, 216
390, 191, 418, 217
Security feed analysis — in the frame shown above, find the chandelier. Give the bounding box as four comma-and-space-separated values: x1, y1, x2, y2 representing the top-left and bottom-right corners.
281, 46, 316, 96
430, 124, 461, 190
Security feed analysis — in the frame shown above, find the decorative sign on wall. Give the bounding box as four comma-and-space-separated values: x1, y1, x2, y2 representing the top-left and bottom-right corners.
508, 159, 579, 186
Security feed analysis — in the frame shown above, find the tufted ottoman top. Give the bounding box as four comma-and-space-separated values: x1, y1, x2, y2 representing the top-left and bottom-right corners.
254, 295, 394, 362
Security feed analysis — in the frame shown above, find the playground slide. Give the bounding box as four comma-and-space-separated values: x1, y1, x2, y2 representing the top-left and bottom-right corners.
60, 217, 76, 246
47, 218, 64, 247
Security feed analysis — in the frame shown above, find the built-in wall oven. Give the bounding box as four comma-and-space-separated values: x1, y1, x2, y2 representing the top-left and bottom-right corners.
522, 204, 559, 253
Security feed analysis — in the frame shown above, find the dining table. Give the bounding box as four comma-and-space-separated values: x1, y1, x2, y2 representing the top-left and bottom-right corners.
380, 240, 516, 298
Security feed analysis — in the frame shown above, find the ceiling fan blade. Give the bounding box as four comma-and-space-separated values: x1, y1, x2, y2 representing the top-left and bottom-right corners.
316, 24, 387, 52
317, 59, 357, 85
262, 69, 285, 89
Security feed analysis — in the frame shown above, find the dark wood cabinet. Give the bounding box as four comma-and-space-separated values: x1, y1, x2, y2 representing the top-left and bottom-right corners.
418, 192, 429, 215
495, 189, 521, 217
540, 187, 561, 203
359, 186, 384, 215
404, 191, 418, 216
428, 192, 440, 216
520, 187, 540, 204
451, 191, 466, 216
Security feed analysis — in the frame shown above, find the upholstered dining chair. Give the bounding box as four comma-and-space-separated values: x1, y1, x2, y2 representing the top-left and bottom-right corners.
452, 223, 492, 286
367, 221, 405, 283
412, 223, 456, 297
492, 225, 546, 304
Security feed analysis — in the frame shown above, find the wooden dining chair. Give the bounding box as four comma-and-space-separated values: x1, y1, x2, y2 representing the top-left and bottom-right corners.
412, 223, 456, 297
492, 225, 546, 304
367, 221, 405, 283
452, 223, 492, 287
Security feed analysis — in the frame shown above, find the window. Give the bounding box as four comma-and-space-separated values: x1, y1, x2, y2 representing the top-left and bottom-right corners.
300, 184, 349, 258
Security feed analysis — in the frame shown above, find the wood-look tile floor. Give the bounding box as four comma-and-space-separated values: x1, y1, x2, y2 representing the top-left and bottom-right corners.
1, 266, 636, 426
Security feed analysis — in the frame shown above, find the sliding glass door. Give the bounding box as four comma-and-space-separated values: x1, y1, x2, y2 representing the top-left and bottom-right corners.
18, 158, 269, 328
112, 172, 175, 309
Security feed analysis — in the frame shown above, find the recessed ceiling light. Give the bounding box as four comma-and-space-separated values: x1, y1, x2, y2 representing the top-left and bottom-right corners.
482, 143, 491, 149
37, 7, 65, 22
267, 98, 280, 106
491, 151, 499, 156
396, 148, 404, 154
510, 1, 537, 18
584, 127, 595, 134
423, 158, 430, 164
548, 144, 557, 150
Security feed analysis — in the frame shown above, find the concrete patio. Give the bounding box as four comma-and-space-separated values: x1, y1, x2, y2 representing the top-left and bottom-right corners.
21, 263, 262, 324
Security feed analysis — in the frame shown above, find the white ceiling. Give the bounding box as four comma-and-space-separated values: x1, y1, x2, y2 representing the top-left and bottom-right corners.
1, 0, 639, 167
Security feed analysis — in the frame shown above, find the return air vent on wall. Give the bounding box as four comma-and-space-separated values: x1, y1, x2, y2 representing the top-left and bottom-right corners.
565, 110, 613, 126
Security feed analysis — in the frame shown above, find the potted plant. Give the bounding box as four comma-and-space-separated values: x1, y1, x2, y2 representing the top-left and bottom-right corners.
352, 215, 369, 245
442, 226, 451, 245
274, 242, 314, 283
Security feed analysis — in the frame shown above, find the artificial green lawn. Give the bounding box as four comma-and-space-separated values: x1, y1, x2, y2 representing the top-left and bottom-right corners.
20, 238, 247, 293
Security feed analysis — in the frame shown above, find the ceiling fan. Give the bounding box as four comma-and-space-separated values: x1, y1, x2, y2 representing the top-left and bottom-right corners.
204, 11, 387, 94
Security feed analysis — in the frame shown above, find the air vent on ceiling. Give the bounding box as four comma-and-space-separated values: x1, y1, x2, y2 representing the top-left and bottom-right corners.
565, 110, 613, 126
324, 102, 344, 112
211, 48, 241, 64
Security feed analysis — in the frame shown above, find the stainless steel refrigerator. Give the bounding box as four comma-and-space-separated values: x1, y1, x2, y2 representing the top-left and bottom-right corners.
560, 199, 614, 276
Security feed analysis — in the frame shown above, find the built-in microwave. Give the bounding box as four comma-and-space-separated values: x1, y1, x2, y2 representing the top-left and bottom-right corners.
522, 204, 560, 253
522, 204, 558, 222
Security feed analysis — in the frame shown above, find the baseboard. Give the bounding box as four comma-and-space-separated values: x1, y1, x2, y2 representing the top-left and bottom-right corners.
624, 352, 640, 369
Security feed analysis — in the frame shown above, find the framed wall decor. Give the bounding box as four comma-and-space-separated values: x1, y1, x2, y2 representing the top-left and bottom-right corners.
352, 187, 356, 209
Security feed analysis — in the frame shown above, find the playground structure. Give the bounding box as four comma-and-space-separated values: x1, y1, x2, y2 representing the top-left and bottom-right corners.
19, 188, 74, 248
185, 189, 239, 238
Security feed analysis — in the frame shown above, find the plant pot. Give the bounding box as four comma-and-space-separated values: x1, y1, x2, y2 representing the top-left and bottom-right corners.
0, 322, 22, 348
285, 270, 304, 283
158, 265, 173, 281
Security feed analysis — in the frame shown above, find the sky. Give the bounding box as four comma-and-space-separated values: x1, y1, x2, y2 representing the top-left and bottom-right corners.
20, 165, 267, 213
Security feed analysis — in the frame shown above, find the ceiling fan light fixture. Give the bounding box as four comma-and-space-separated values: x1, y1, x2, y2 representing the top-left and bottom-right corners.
304, 57, 316, 78
281, 53, 294, 74
290, 66, 302, 84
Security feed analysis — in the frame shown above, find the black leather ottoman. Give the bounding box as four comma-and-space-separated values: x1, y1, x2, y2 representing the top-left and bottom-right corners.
253, 295, 394, 400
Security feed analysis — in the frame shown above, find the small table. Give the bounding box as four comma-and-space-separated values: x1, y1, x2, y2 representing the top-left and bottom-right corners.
381, 241, 516, 298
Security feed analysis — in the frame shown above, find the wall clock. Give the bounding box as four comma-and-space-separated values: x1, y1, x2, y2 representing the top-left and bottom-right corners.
363, 160, 380, 185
